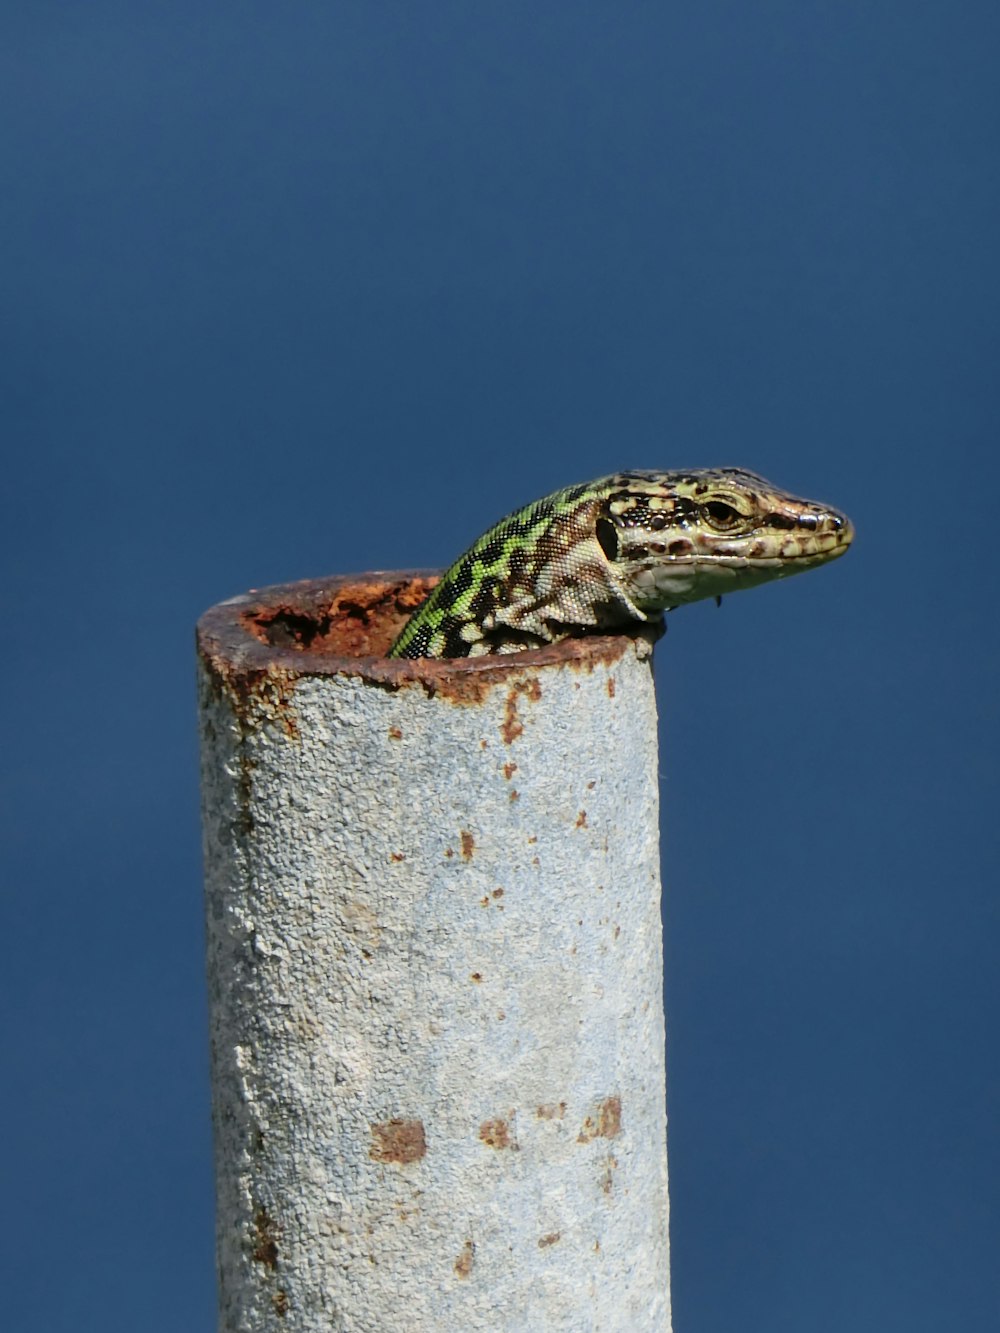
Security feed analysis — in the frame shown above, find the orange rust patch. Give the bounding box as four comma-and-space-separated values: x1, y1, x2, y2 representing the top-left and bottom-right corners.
454, 1239, 475, 1278
390, 852, 404, 863
388, 725, 403, 740
509, 789, 519, 802
606, 676, 616, 698
460, 830, 475, 860
502, 762, 517, 780
240, 576, 438, 660
536, 1102, 566, 1120
500, 679, 542, 745
444, 847, 454, 859
587, 780, 596, 790
527, 835, 537, 845
479, 1116, 517, 1150
198, 575, 653, 713
575, 809, 587, 828
538, 1232, 561, 1248
252, 1206, 279, 1269
492, 887, 504, 899
370, 1118, 427, 1164
471, 972, 483, 982
577, 1096, 622, 1143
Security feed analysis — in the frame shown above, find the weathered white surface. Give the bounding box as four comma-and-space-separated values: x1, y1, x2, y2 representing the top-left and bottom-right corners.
199, 629, 670, 1331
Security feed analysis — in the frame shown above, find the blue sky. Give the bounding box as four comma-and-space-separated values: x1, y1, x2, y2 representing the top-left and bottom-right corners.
2, 4, 998, 1329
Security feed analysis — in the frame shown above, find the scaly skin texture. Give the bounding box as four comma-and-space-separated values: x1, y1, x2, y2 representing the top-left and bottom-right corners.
388, 468, 854, 659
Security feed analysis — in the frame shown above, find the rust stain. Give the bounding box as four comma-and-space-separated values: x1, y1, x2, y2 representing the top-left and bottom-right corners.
252, 1206, 279, 1269
501, 704, 523, 745
502, 761, 517, 779
575, 809, 588, 828
538, 1232, 561, 1248
454, 1239, 475, 1278
587, 780, 596, 790
390, 852, 405, 863
479, 1116, 517, 1150
600, 1154, 619, 1194
197, 574, 654, 712
606, 676, 616, 698
388, 725, 403, 740
247, 674, 300, 741
370, 1118, 427, 1164
509, 789, 520, 802
208, 661, 302, 742
577, 1096, 622, 1143
273, 1289, 289, 1318
500, 679, 542, 745
470, 971, 483, 982
598, 1096, 622, 1138
444, 847, 454, 859
536, 1102, 567, 1120
239, 576, 437, 660
492, 887, 504, 899
460, 830, 475, 860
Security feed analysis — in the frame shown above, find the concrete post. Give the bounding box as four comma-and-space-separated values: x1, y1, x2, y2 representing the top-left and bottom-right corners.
197, 572, 671, 1332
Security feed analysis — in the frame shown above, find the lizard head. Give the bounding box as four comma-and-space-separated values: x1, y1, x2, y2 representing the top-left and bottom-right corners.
594, 468, 854, 612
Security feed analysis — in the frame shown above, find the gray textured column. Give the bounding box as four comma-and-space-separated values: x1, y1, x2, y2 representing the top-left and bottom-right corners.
197, 572, 671, 1332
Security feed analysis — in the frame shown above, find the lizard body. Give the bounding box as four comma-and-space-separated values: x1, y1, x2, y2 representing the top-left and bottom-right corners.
389, 469, 853, 659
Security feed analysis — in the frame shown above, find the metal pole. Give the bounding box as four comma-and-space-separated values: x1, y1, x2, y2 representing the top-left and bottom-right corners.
197, 572, 671, 1331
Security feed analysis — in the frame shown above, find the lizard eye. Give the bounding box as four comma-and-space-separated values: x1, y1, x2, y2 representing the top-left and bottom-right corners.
702, 501, 742, 530
595, 516, 619, 561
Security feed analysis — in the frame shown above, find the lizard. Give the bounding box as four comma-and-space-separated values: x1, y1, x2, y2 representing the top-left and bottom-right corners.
388, 468, 853, 659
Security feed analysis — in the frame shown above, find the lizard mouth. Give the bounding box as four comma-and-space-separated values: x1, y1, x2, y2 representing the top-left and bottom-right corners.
629, 517, 854, 609
701, 538, 852, 566
695, 514, 854, 563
